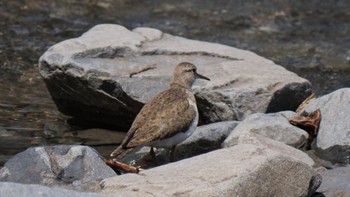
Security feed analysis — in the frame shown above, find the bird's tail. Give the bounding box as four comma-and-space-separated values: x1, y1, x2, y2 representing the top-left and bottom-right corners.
110, 146, 133, 159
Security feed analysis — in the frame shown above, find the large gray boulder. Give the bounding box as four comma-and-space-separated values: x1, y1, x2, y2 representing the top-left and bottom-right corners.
223, 111, 309, 148
0, 182, 107, 197
301, 88, 350, 164
0, 145, 115, 192
101, 144, 320, 197
39, 24, 312, 128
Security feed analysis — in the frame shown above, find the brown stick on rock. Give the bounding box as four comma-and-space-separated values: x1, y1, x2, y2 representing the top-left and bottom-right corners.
296, 93, 316, 113
106, 159, 143, 174
129, 64, 157, 78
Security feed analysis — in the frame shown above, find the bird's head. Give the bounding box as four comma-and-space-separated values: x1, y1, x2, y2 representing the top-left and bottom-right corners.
171, 62, 210, 89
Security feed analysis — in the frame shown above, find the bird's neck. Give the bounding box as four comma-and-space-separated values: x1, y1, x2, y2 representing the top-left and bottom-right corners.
170, 82, 192, 89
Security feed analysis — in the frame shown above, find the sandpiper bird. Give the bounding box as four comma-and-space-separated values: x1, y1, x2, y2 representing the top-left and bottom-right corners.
110, 62, 210, 161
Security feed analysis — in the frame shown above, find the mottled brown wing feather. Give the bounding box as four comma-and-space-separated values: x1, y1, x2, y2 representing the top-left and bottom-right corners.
122, 88, 196, 148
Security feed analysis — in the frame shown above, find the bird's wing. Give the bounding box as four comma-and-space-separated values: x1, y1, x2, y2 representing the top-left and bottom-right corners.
123, 88, 196, 148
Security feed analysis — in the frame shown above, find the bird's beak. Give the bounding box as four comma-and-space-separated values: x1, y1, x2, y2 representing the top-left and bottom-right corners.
195, 72, 210, 81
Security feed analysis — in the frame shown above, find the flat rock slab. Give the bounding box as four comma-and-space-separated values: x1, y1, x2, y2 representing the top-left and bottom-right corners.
101, 144, 320, 197
0, 145, 115, 192
39, 24, 312, 128
301, 88, 350, 163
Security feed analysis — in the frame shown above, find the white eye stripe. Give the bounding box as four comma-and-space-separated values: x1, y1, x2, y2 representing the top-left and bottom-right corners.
185, 68, 196, 72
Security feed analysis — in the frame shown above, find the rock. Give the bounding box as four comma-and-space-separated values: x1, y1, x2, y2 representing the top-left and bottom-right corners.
223, 131, 315, 167
173, 121, 239, 160
118, 121, 239, 168
301, 88, 350, 164
222, 111, 309, 148
0, 145, 115, 192
316, 167, 350, 197
305, 150, 337, 169
0, 182, 107, 197
101, 144, 320, 197
39, 24, 312, 128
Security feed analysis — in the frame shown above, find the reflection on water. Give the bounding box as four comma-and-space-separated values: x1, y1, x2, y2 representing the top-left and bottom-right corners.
1, 0, 350, 166
0, 67, 125, 165
0, 68, 66, 164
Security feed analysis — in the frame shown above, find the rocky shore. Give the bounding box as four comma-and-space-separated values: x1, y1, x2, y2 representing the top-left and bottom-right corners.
1, 24, 349, 197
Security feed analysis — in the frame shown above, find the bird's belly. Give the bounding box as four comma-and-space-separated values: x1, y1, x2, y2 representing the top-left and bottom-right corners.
148, 127, 195, 148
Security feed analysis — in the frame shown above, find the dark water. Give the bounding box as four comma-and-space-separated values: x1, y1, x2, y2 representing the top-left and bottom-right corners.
1, 0, 350, 166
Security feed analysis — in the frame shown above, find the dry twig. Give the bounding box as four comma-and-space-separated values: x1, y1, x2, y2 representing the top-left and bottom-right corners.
106, 159, 143, 174
296, 93, 316, 113
129, 64, 157, 78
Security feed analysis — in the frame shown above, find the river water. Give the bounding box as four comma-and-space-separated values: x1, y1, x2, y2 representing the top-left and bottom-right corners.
1, 0, 350, 166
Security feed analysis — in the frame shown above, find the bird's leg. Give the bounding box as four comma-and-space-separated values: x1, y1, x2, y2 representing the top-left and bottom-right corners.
170, 145, 176, 162
150, 147, 156, 160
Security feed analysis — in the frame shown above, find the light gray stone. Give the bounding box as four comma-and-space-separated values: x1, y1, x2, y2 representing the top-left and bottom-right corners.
223, 131, 315, 167
0, 182, 108, 197
301, 88, 350, 164
173, 121, 239, 160
39, 24, 312, 128
316, 166, 350, 197
0, 145, 115, 192
223, 111, 309, 148
101, 144, 320, 197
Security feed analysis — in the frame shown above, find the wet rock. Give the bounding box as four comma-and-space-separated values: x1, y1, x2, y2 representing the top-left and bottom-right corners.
301, 88, 350, 164
316, 167, 350, 197
223, 131, 315, 167
222, 111, 309, 148
118, 121, 239, 168
101, 144, 320, 197
0, 145, 115, 192
0, 182, 106, 197
39, 24, 312, 128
